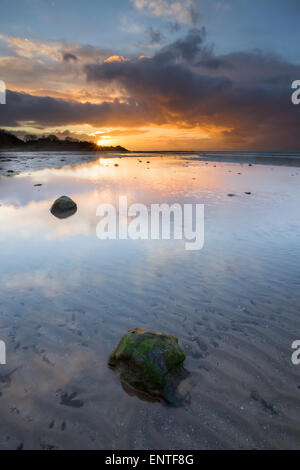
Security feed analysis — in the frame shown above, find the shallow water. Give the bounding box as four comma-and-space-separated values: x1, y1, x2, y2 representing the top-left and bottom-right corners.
0, 153, 300, 450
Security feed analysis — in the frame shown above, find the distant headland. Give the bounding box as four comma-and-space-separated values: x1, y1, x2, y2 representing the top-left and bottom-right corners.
0, 130, 128, 152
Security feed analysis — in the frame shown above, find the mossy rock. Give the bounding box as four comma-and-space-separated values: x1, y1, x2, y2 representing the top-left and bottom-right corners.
50, 196, 77, 219
108, 328, 187, 403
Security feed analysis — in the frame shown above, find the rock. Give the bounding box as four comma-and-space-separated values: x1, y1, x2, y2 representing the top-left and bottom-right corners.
50, 196, 77, 219
109, 328, 187, 404
245, 192, 252, 195
227, 193, 235, 197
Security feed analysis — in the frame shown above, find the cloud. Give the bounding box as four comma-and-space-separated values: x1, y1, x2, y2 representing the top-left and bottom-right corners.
168, 21, 182, 33
0, 34, 110, 63
2, 29, 300, 150
84, 29, 300, 150
131, 0, 200, 25
199, 49, 300, 85
104, 55, 129, 63
147, 27, 165, 44
0, 34, 115, 103
1, 90, 160, 128
0, 33, 61, 61
154, 27, 207, 63
63, 52, 78, 62
120, 15, 144, 34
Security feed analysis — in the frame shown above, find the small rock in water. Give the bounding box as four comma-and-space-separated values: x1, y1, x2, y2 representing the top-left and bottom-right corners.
34, 184, 42, 187
109, 328, 187, 404
227, 193, 236, 197
245, 192, 252, 195
50, 196, 77, 219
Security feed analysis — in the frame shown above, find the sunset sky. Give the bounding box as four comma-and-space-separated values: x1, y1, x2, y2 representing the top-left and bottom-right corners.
0, 0, 300, 151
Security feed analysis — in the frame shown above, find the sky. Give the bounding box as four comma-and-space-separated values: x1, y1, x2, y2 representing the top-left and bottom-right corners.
0, 0, 300, 150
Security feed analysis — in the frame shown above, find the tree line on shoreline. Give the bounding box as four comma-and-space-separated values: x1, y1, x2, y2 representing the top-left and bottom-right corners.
0, 129, 128, 152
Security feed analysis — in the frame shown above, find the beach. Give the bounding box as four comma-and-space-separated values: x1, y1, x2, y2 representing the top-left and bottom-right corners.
1, 151, 300, 178
0, 152, 300, 450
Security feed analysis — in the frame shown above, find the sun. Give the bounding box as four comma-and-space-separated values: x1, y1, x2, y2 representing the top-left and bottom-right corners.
97, 136, 110, 146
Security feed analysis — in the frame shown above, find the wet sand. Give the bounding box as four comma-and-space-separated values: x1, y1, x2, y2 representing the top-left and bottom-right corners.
0, 153, 300, 449
0, 151, 101, 177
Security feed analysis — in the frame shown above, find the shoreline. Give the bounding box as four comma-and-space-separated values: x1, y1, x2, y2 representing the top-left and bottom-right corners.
1, 150, 300, 177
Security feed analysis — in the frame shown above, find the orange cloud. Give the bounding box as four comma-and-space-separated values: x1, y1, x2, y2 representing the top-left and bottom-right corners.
0, 34, 61, 61
104, 55, 128, 63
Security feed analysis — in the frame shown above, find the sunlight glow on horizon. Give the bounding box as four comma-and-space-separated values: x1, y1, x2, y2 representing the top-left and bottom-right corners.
97, 136, 110, 146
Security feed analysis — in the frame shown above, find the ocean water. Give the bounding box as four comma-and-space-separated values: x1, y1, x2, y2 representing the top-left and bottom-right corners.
0, 152, 300, 449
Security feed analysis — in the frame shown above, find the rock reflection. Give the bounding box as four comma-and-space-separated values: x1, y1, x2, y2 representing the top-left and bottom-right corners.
121, 381, 162, 404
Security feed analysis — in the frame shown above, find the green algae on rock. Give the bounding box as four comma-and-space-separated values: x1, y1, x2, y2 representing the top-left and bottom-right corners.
108, 328, 187, 403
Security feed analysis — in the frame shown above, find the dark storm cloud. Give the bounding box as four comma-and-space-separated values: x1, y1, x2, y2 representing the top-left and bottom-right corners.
147, 27, 164, 44
198, 49, 300, 82
154, 27, 207, 63
0, 90, 161, 128
188, 2, 201, 25
168, 22, 181, 33
84, 29, 300, 150
85, 54, 231, 117
2, 29, 300, 150
62, 52, 78, 62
